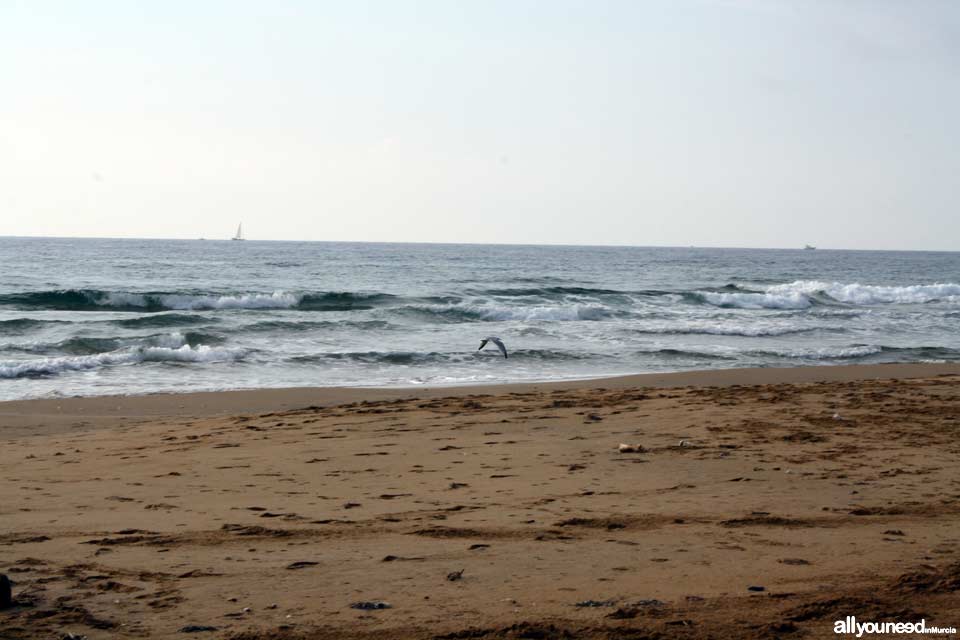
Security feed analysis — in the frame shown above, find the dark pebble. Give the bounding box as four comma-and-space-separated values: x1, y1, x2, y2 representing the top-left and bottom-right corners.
0, 573, 11, 609
747, 585, 766, 592
350, 601, 391, 610
179, 625, 218, 633
575, 599, 616, 607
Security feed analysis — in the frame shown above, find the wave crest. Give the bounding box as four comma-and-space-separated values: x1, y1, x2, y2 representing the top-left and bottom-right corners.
0, 343, 245, 379
0, 289, 406, 312
696, 291, 812, 310
767, 281, 960, 305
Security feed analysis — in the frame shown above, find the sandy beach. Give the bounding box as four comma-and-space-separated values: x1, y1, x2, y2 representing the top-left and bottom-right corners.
2, 363, 960, 639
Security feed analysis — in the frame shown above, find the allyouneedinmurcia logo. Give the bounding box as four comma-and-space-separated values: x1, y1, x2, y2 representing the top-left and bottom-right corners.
834, 616, 957, 636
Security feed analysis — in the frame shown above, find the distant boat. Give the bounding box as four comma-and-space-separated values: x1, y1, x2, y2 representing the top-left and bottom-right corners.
803, 244, 816, 250
232, 223, 245, 241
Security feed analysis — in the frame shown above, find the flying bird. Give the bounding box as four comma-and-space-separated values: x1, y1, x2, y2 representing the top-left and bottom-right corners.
478, 336, 508, 359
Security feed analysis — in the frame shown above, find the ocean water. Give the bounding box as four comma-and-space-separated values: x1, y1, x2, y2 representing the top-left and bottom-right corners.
1, 237, 958, 401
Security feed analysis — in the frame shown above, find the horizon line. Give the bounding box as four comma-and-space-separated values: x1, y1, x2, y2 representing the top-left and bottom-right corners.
1, 234, 959, 253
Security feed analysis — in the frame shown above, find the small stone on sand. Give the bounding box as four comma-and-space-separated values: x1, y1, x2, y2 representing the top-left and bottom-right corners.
350, 600, 391, 610
0, 573, 11, 609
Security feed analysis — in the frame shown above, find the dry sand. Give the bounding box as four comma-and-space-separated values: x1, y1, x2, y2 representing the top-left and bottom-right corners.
2, 363, 959, 639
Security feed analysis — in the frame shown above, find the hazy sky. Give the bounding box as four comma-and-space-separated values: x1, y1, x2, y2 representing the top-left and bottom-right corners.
2, 1, 959, 249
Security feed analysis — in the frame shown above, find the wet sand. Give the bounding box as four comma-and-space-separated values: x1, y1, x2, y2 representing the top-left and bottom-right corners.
2, 363, 959, 639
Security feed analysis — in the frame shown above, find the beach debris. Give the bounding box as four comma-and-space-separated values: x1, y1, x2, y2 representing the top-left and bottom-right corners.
267, 603, 278, 609
179, 625, 219, 633
350, 600, 391, 610
286, 561, 319, 570
343, 502, 361, 509
618, 443, 645, 453
633, 598, 665, 607
446, 569, 465, 582
832, 412, 843, 421
747, 585, 766, 592
0, 573, 11, 609
58, 634, 88, 640
585, 413, 603, 422
449, 482, 469, 489
678, 439, 690, 447
469, 543, 490, 551
575, 599, 616, 607
884, 529, 906, 536
779, 558, 812, 566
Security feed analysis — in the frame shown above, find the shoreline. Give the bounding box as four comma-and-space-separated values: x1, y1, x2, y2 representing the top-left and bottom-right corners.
1, 360, 958, 414
2, 362, 958, 440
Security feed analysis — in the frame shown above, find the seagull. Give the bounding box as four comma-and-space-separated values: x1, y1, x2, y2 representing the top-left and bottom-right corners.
478, 336, 508, 359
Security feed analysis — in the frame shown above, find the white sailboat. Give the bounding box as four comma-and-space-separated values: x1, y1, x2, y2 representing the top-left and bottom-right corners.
232, 223, 245, 241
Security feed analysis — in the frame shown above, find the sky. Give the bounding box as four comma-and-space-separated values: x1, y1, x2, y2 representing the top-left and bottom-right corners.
2, 1, 959, 250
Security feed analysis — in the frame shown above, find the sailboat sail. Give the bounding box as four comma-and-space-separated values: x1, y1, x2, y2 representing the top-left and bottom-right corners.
232, 223, 244, 241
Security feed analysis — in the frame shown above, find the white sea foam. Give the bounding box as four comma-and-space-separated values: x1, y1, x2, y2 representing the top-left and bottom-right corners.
766, 281, 960, 305
630, 322, 832, 337
158, 292, 301, 310
757, 345, 883, 359
698, 291, 812, 310
0, 332, 190, 354
97, 291, 301, 310
97, 291, 152, 308
700, 281, 960, 309
146, 332, 191, 348
0, 344, 244, 379
138, 344, 242, 362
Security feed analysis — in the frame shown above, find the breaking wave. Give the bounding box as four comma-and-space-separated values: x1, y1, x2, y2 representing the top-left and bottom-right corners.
291, 348, 590, 366
768, 281, 960, 305
746, 345, 960, 361
0, 343, 245, 379
695, 281, 960, 309
472, 286, 632, 297
399, 303, 622, 323
5, 281, 955, 318
0, 289, 407, 312
0, 331, 221, 356
696, 291, 814, 310
625, 324, 837, 337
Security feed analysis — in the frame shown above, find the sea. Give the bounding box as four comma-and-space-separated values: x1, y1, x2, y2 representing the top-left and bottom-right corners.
1, 237, 958, 401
